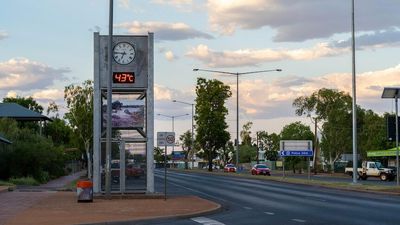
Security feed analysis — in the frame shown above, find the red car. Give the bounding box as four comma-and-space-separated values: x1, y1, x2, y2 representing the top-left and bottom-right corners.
224, 164, 237, 173
251, 164, 271, 176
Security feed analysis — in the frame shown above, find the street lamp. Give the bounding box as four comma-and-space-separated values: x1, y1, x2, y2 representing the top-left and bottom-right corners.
193, 68, 282, 169
382, 87, 400, 186
157, 113, 189, 168
173, 100, 195, 169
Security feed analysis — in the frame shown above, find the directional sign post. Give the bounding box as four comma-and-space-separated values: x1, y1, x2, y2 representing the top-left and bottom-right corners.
157, 132, 175, 200
280, 140, 313, 180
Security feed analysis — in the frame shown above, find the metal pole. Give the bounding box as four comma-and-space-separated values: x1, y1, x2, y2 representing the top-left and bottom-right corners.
236, 73, 239, 170
105, 0, 113, 198
351, 0, 358, 184
172, 116, 175, 168
256, 132, 259, 164
191, 104, 194, 169
396, 95, 399, 186
164, 145, 167, 200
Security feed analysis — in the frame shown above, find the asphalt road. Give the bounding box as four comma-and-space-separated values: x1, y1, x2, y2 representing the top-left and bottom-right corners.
137, 169, 400, 225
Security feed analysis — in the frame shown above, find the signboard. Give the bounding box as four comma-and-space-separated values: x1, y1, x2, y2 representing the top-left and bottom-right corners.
102, 100, 144, 129
279, 150, 313, 157
367, 149, 398, 157
157, 132, 175, 147
280, 140, 313, 157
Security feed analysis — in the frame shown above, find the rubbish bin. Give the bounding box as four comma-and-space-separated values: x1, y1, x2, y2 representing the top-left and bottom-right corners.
76, 180, 93, 202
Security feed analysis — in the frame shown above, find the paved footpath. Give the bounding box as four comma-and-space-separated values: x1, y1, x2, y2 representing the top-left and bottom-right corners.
0, 171, 85, 225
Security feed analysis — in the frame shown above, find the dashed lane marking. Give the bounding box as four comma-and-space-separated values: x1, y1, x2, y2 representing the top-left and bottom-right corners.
264, 212, 275, 215
292, 219, 306, 223
243, 206, 252, 210
191, 217, 225, 225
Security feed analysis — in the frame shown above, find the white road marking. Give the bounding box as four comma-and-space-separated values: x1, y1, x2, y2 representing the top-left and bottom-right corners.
243, 206, 252, 210
292, 219, 306, 223
264, 212, 275, 215
191, 217, 225, 225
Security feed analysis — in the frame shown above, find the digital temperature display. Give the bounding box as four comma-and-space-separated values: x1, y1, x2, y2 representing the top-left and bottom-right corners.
113, 72, 135, 83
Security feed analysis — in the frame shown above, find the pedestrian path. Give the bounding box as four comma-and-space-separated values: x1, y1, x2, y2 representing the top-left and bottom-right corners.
0, 171, 85, 225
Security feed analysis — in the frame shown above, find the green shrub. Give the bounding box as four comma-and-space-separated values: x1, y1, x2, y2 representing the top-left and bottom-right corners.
9, 177, 40, 186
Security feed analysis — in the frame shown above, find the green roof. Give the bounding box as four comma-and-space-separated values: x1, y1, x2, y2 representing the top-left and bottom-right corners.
0, 103, 51, 121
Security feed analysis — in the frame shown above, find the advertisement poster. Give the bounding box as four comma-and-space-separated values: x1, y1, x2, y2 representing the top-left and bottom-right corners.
103, 100, 144, 129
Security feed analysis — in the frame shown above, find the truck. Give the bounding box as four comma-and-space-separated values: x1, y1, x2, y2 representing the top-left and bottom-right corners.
344, 161, 396, 181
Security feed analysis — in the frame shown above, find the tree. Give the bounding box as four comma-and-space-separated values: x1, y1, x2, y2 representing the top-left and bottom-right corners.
179, 130, 192, 169
293, 88, 352, 168
0, 118, 65, 181
258, 131, 280, 161
43, 118, 73, 147
280, 121, 314, 173
64, 80, 94, 178
195, 78, 232, 171
240, 121, 253, 146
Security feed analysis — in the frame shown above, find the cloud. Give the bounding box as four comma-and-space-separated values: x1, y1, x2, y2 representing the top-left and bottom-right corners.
32, 89, 64, 101
0, 58, 70, 91
118, 0, 131, 9
332, 28, 400, 49
151, 0, 192, 7
115, 21, 213, 41
165, 50, 177, 61
234, 65, 400, 119
207, 0, 400, 42
186, 43, 348, 67
0, 30, 8, 40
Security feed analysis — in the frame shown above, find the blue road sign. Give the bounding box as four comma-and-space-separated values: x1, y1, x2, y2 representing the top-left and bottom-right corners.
279, 150, 313, 157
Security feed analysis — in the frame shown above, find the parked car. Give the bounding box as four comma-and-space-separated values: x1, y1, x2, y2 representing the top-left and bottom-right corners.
251, 164, 271, 176
224, 164, 237, 173
126, 163, 145, 178
345, 161, 395, 181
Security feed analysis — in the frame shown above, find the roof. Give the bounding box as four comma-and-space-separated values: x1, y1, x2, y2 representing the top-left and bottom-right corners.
0, 103, 51, 121
0, 134, 11, 144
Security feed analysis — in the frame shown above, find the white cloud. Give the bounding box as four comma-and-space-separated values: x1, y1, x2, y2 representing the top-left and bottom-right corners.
118, 0, 131, 9
207, 0, 400, 42
186, 43, 348, 67
5, 91, 17, 98
32, 89, 64, 101
152, 0, 192, 6
0, 30, 8, 40
235, 65, 400, 119
165, 51, 177, 61
115, 21, 213, 41
0, 58, 70, 91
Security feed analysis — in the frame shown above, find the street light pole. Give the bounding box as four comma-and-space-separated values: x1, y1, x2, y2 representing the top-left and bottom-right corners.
173, 100, 195, 169
158, 113, 189, 168
193, 68, 281, 169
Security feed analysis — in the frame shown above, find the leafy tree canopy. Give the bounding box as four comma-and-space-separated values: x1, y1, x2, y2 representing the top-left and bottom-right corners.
195, 77, 232, 171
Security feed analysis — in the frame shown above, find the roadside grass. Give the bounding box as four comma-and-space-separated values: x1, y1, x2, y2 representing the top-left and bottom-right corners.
0, 180, 14, 186
172, 168, 400, 194
64, 178, 79, 191
8, 177, 40, 186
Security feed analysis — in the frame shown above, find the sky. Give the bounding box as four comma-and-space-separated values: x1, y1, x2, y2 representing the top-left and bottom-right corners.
1, 0, 400, 144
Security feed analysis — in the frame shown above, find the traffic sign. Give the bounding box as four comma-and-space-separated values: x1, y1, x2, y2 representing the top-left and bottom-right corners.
157, 132, 175, 147
279, 150, 313, 157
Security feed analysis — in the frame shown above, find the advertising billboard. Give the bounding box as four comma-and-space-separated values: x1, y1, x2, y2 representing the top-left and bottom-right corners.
102, 100, 144, 129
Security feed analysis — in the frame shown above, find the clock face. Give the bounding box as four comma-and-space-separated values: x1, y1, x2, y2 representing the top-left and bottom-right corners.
113, 42, 135, 65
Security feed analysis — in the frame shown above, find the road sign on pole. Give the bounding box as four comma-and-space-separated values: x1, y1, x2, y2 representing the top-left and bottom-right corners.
157, 132, 175, 147
280, 140, 313, 180
279, 150, 313, 157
